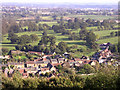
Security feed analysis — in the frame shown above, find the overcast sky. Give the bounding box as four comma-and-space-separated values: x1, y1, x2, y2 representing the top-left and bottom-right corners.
1, 0, 119, 4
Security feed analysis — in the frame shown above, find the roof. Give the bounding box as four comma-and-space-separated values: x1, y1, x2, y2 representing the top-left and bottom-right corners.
28, 51, 43, 54
26, 61, 34, 64
8, 62, 24, 65
74, 58, 82, 61
82, 60, 91, 64
58, 58, 64, 61
51, 63, 62, 66
41, 67, 49, 71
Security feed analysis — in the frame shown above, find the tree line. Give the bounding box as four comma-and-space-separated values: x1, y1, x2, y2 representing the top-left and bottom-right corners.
2, 64, 120, 89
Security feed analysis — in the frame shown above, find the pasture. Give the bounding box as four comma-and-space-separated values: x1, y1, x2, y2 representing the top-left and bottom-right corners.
1, 23, 119, 57
66, 15, 116, 20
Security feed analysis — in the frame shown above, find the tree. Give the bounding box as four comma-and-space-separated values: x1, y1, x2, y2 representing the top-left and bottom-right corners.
9, 24, 21, 33
79, 29, 88, 40
86, 31, 97, 49
83, 64, 95, 74
15, 45, 23, 50
110, 32, 115, 37
58, 42, 67, 53
2, 48, 9, 55
18, 35, 31, 44
30, 34, 39, 42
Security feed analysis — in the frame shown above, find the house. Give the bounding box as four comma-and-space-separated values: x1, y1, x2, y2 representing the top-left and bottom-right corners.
50, 59, 58, 64
0, 55, 10, 59
62, 62, 70, 68
28, 51, 44, 55
98, 57, 107, 63
74, 62, 81, 67
4, 68, 9, 77
49, 66, 56, 72
63, 52, 71, 58
104, 61, 112, 65
89, 60, 97, 66
99, 42, 112, 50
35, 61, 48, 68
74, 58, 83, 64
18, 68, 28, 77
25, 61, 35, 68
82, 60, 91, 65
11, 50, 25, 55
57, 58, 64, 63
8, 62, 24, 69
81, 56, 89, 60
39, 67, 50, 74
51, 63, 62, 67
26, 67, 37, 75
68, 60, 75, 66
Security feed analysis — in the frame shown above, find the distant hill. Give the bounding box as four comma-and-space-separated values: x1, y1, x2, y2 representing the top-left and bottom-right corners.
2, 2, 118, 9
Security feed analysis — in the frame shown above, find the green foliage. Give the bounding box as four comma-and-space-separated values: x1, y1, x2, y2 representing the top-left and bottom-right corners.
2, 48, 9, 55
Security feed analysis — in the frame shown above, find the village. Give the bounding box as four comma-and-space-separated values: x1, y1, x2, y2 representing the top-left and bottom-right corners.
1, 42, 119, 78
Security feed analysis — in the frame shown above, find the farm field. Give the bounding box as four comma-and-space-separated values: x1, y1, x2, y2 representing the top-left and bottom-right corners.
38, 21, 58, 26
97, 36, 119, 44
94, 29, 118, 37
66, 15, 116, 20
1, 27, 119, 50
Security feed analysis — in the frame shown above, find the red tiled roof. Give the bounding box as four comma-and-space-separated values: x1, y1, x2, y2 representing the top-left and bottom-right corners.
41, 68, 49, 71
19, 69, 24, 74
51, 63, 62, 66
28, 51, 42, 54
68, 60, 75, 62
74, 58, 82, 61
26, 61, 34, 64
82, 60, 91, 64
22, 73, 28, 76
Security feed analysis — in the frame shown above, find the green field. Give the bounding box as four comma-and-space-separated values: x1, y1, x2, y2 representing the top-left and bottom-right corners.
66, 15, 116, 20
97, 36, 119, 44
38, 21, 58, 27
94, 30, 118, 37
1, 25, 119, 57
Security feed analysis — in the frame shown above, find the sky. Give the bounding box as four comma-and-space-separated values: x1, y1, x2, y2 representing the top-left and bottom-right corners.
1, 0, 119, 4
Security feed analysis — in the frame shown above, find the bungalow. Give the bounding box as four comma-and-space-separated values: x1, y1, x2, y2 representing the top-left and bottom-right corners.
8, 62, 24, 69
